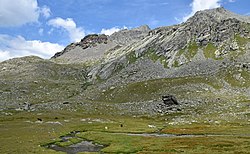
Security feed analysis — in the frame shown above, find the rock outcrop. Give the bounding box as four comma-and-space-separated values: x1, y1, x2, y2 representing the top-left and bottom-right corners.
109, 25, 150, 45
51, 25, 150, 64
162, 95, 178, 105
52, 34, 108, 59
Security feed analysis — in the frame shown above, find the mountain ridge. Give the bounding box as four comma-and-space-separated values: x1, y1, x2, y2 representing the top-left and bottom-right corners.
0, 7, 249, 112
51, 7, 250, 66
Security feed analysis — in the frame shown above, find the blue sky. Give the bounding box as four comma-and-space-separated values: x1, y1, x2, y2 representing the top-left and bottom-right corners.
0, 0, 249, 61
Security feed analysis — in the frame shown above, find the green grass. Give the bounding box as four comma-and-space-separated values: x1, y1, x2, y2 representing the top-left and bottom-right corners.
159, 56, 169, 68
228, 49, 246, 60
173, 60, 179, 67
203, 43, 218, 59
176, 48, 185, 57
78, 131, 144, 153
125, 48, 170, 68
1, 94, 249, 153
201, 35, 249, 60
76, 129, 250, 153
176, 42, 199, 61
245, 23, 250, 31
54, 137, 83, 147
228, 34, 250, 60
98, 75, 223, 103
222, 69, 250, 88
144, 48, 169, 68
0, 111, 163, 153
0, 78, 83, 105
174, 42, 199, 66
145, 48, 159, 62
0, 111, 68, 153
235, 34, 249, 47
0, 57, 88, 106
127, 51, 137, 64
185, 42, 198, 60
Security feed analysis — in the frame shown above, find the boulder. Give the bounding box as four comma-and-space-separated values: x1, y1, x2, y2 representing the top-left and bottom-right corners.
162, 95, 178, 105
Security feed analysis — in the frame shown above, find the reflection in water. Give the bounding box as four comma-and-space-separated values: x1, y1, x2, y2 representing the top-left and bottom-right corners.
46, 131, 105, 154
48, 140, 104, 154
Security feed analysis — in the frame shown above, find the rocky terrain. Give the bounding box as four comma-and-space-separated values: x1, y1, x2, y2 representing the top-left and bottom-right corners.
51, 25, 150, 64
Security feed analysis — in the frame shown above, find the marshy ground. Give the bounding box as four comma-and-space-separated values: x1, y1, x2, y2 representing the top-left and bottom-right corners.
1, 107, 249, 153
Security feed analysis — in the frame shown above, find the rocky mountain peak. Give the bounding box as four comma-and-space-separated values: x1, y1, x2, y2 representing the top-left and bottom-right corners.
173, 7, 250, 48
79, 34, 108, 45
109, 25, 150, 45
75, 34, 108, 50
187, 7, 250, 23
132, 25, 150, 32
51, 34, 108, 59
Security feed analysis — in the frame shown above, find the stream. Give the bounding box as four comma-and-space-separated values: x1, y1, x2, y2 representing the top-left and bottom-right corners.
46, 131, 249, 154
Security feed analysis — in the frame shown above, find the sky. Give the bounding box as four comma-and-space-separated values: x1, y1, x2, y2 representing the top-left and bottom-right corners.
0, 0, 249, 61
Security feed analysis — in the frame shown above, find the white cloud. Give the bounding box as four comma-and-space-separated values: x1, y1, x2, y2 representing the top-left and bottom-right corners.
40, 5, 51, 18
0, 0, 39, 27
0, 34, 64, 61
0, 0, 51, 27
229, 0, 236, 2
101, 27, 121, 36
100, 26, 127, 35
48, 17, 85, 42
182, 0, 221, 22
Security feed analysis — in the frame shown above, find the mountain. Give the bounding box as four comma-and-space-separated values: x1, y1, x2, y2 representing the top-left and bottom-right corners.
52, 7, 250, 78
1, 7, 250, 115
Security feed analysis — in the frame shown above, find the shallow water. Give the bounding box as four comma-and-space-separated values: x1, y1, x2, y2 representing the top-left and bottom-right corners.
48, 141, 104, 154
47, 131, 105, 154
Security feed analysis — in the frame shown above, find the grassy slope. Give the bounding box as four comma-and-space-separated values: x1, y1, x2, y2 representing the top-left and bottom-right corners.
0, 57, 88, 106
95, 76, 222, 103
90, 65, 250, 104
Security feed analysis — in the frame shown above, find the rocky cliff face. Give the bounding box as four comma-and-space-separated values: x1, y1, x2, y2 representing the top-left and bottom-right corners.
109, 25, 150, 45
52, 34, 108, 59
51, 25, 150, 64
79, 7, 249, 84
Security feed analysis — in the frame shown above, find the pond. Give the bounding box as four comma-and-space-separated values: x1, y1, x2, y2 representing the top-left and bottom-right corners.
48, 141, 104, 154
45, 131, 105, 154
